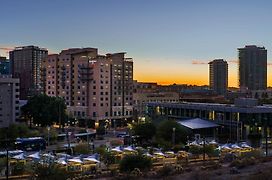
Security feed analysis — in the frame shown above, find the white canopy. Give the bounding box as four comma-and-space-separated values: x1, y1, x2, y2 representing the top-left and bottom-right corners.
231, 144, 241, 149
111, 146, 123, 153
28, 152, 40, 159
56, 158, 67, 165
68, 158, 83, 164
43, 153, 55, 159
83, 157, 100, 163
240, 143, 251, 148
123, 146, 136, 152
209, 140, 218, 145
154, 152, 165, 157
165, 151, 175, 155
143, 152, 153, 157
12, 153, 25, 160
220, 144, 231, 150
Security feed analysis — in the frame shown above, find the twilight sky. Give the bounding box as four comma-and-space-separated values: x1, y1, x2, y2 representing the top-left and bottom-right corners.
1, 0, 272, 87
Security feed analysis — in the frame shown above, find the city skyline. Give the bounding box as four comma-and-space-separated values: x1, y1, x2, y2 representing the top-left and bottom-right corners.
2, 0, 272, 87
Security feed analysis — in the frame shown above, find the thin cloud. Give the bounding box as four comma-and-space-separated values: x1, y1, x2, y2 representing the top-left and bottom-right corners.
191, 60, 208, 65
228, 59, 238, 64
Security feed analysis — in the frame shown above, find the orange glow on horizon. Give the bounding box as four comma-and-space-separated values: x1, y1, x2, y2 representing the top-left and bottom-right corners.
134, 61, 272, 87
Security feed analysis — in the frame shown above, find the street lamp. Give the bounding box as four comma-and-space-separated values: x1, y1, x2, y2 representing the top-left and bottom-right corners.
264, 117, 268, 156
47, 126, 50, 146
113, 119, 116, 136
172, 127, 176, 145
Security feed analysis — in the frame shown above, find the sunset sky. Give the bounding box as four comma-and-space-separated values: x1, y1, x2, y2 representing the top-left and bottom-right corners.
1, 0, 272, 87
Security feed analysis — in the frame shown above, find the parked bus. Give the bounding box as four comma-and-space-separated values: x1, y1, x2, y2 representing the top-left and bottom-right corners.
15, 137, 46, 151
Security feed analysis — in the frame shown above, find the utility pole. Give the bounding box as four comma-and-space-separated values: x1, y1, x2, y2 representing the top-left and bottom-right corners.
203, 136, 206, 162
265, 117, 268, 157
172, 127, 176, 146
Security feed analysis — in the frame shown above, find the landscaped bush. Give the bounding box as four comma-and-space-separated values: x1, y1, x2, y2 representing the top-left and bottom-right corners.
241, 149, 262, 159
73, 143, 91, 155
119, 155, 152, 172
189, 145, 202, 154
156, 165, 175, 177
33, 164, 73, 180
229, 157, 256, 169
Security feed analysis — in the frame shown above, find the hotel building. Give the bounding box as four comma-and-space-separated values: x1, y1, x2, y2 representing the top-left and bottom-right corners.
41, 48, 133, 125
10, 46, 48, 99
238, 45, 267, 91
209, 59, 228, 95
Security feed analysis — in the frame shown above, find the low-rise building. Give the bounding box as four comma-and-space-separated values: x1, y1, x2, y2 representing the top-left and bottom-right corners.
0, 75, 20, 128
147, 98, 272, 142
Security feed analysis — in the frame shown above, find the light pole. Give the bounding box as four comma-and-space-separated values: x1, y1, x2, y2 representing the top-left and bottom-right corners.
47, 126, 50, 146
172, 127, 176, 146
113, 119, 116, 136
265, 117, 268, 156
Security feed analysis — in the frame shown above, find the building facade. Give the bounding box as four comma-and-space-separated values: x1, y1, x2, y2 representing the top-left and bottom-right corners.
147, 98, 272, 142
209, 59, 228, 95
41, 48, 133, 125
133, 91, 179, 120
10, 46, 48, 99
0, 76, 20, 128
238, 45, 267, 91
0, 56, 10, 75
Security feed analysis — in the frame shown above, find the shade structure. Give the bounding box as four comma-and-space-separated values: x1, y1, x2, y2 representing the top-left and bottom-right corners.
0, 150, 24, 156
153, 152, 165, 157
83, 157, 100, 163
178, 118, 220, 130
240, 143, 251, 148
123, 146, 136, 152
27, 152, 40, 159
220, 144, 231, 150
56, 153, 71, 158
43, 153, 55, 159
189, 141, 200, 146
111, 146, 123, 153
231, 144, 241, 149
209, 140, 218, 145
143, 152, 153, 157
12, 153, 25, 160
165, 151, 174, 155
56, 158, 67, 165
68, 158, 83, 164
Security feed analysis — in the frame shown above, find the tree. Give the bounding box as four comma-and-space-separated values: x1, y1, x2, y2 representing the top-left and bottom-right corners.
156, 120, 191, 146
119, 155, 152, 172
133, 123, 156, 144
21, 94, 67, 127
0, 123, 39, 143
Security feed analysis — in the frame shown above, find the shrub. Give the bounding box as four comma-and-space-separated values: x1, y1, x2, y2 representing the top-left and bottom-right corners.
119, 155, 152, 172
156, 165, 175, 177
229, 157, 256, 169
241, 149, 261, 159
73, 143, 91, 155
33, 164, 73, 180
189, 145, 202, 155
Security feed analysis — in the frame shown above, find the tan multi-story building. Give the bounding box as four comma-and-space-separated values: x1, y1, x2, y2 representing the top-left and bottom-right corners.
41, 48, 133, 125
10, 46, 48, 99
0, 75, 20, 128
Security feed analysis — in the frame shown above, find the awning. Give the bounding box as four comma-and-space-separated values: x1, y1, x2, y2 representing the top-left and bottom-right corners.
177, 118, 220, 130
